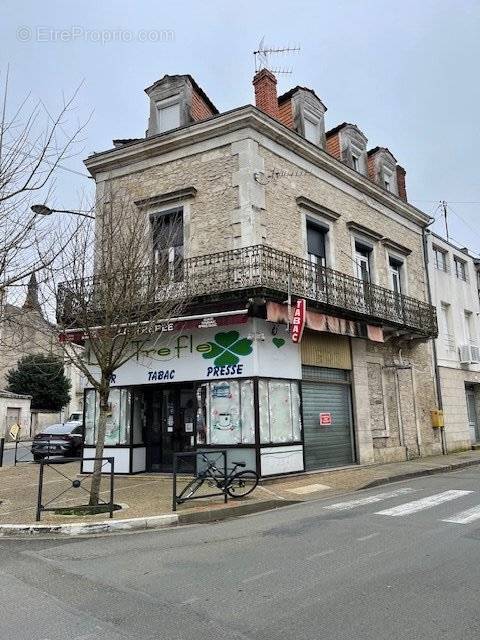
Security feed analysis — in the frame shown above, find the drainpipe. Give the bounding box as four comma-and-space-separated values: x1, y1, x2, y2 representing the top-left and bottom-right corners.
394, 366, 406, 449
423, 224, 447, 454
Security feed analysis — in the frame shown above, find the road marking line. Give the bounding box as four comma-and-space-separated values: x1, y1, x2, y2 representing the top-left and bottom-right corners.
306, 549, 335, 560
356, 532, 380, 542
376, 490, 473, 517
323, 488, 415, 511
242, 569, 277, 584
442, 504, 480, 524
180, 596, 200, 605
287, 483, 331, 494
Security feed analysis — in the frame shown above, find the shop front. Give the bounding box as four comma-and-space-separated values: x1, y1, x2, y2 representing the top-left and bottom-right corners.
82, 317, 305, 475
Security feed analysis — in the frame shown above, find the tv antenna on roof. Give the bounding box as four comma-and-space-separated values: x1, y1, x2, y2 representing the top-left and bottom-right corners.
253, 37, 300, 74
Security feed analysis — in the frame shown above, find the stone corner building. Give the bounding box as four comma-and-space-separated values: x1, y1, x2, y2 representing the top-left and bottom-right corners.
58, 70, 442, 475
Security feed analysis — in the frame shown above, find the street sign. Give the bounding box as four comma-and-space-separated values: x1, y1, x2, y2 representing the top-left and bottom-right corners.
290, 299, 306, 344
319, 413, 332, 426
9, 423, 21, 440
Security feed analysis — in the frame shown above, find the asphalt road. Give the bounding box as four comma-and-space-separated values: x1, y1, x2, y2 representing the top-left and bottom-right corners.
2, 466, 480, 639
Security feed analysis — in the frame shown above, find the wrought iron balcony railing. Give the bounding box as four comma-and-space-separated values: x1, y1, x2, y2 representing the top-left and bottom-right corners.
57, 244, 438, 338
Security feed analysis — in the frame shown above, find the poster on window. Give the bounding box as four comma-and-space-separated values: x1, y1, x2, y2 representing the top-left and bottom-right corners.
209, 381, 241, 445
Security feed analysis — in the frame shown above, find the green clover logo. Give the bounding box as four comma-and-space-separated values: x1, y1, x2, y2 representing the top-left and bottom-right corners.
202, 331, 253, 366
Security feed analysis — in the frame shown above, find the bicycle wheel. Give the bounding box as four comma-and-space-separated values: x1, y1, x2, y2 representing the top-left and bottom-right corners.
226, 470, 259, 498
177, 476, 205, 503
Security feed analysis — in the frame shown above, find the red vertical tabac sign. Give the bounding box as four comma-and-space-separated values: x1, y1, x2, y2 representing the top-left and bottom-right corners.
290, 299, 306, 344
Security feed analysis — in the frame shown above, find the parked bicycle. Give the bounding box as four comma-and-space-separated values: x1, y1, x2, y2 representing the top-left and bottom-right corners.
177, 453, 259, 503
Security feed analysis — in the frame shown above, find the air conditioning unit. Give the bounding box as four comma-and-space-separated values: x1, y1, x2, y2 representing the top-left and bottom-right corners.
471, 345, 480, 364
459, 345, 471, 364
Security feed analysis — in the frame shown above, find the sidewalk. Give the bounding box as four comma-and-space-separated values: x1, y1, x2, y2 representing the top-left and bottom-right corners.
1, 450, 480, 533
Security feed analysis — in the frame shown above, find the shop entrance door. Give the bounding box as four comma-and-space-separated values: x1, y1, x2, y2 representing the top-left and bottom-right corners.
145, 384, 195, 472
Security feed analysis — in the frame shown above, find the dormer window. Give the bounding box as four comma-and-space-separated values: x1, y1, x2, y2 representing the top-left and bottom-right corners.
304, 116, 320, 144
327, 124, 368, 175
156, 97, 181, 133
383, 167, 393, 192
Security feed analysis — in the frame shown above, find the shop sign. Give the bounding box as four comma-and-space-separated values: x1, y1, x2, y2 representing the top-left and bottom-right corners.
87, 319, 302, 386
319, 412, 332, 426
290, 299, 306, 344
59, 314, 249, 345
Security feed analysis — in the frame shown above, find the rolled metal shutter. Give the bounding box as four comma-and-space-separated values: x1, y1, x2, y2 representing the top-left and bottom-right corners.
302, 366, 354, 470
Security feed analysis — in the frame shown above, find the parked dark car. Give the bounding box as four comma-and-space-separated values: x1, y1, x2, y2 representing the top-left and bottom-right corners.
31, 423, 84, 461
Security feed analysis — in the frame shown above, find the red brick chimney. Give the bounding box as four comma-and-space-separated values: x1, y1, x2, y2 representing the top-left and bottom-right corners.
253, 69, 279, 120
396, 165, 407, 201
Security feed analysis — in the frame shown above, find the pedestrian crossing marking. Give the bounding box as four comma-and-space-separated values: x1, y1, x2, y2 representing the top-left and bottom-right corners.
288, 483, 331, 495
375, 490, 473, 517
441, 504, 480, 524
323, 488, 416, 512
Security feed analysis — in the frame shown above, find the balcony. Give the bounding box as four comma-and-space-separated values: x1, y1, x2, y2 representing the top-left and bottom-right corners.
57, 244, 437, 338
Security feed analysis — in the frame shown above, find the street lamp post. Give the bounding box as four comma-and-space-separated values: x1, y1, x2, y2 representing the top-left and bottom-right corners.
31, 204, 95, 220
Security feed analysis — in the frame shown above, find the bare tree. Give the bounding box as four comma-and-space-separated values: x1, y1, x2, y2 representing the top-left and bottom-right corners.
0, 67, 90, 308
45, 185, 188, 506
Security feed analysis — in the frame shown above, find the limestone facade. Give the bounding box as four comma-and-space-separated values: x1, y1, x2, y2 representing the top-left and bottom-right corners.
85, 102, 442, 466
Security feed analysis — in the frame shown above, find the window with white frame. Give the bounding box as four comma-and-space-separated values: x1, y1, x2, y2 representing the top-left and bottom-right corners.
455, 257, 467, 281
355, 242, 372, 283
464, 311, 477, 345
349, 142, 364, 174
307, 223, 327, 267
304, 117, 320, 144
383, 167, 393, 192
389, 256, 403, 295
433, 246, 448, 272
150, 208, 184, 282
156, 98, 181, 133
440, 302, 455, 352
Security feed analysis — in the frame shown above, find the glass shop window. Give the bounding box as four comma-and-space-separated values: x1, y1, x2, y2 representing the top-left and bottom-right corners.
196, 379, 255, 445
132, 388, 145, 444
259, 379, 302, 444
84, 388, 131, 446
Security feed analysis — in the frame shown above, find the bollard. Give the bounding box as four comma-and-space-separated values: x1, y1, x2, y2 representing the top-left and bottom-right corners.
0, 437, 4, 467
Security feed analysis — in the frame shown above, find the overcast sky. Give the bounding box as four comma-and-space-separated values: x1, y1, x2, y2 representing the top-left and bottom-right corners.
3, 0, 480, 252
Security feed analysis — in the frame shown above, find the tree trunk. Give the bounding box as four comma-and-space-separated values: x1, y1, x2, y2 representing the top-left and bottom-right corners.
89, 380, 110, 506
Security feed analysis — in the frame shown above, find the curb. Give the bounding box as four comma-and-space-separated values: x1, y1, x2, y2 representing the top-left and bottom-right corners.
2, 457, 480, 537
0, 514, 179, 537
177, 498, 299, 525
362, 458, 480, 489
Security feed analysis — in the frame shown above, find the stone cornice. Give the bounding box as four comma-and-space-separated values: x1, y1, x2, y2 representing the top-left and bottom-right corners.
84, 105, 431, 228
134, 187, 197, 211
347, 221, 384, 242
296, 196, 340, 222
381, 237, 412, 256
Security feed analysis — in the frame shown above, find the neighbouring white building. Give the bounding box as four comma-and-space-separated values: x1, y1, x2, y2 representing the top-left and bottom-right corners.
0, 389, 32, 441
426, 231, 480, 450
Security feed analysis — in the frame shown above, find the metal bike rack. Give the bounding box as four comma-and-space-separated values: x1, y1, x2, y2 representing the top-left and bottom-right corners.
172, 450, 228, 512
